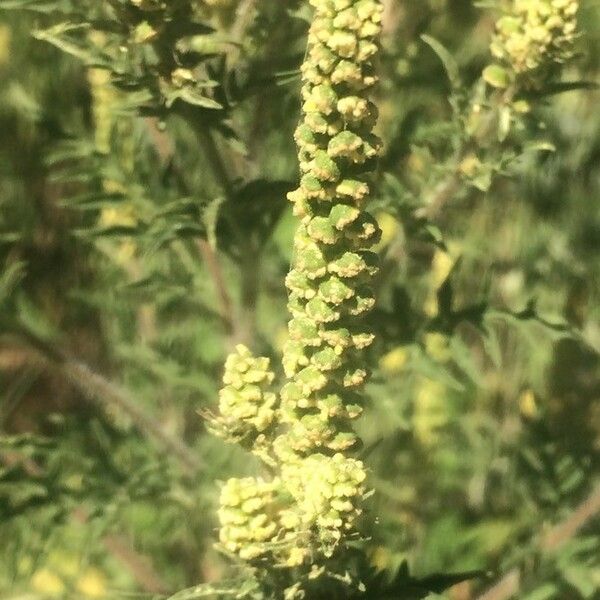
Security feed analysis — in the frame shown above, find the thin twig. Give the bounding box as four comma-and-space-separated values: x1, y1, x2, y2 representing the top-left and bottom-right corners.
72, 511, 171, 594
186, 116, 258, 346
476, 569, 520, 600
143, 117, 240, 344
540, 486, 600, 552
475, 485, 600, 600
197, 238, 236, 338
381, 0, 401, 37
231, 0, 258, 46
193, 123, 236, 200
61, 359, 203, 475
2, 332, 202, 475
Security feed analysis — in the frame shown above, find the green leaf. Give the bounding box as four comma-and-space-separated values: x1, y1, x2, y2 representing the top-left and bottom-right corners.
59, 191, 127, 211
524, 140, 557, 153
165, 86, 223, 110
0, 0, 61, 12
421, 35, 461, 89
498, 105, 512, 142
33, 23, 106, 66
561, 564, 598, 598
0, 260, 26, 305
521, 584, 558, 600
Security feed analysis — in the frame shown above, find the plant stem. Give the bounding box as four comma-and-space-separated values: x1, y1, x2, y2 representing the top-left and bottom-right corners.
2, 330, 203, 476
475, 485, 600, 600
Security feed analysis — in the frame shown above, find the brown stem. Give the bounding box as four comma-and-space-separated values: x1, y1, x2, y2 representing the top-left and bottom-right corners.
72, 510, 170, 595
2, 332, 202, 476
475, 486, 600, 600
381, 0, 401, 37
61, 359, 203, 475
197, 238, 236, 339
188, 119, 258, 346
143, 116, 243, 344
476, 569, 520, 600
231, 0, 258, 47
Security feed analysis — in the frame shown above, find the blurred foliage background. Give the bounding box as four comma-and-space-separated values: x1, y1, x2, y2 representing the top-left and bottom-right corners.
0, 0, 599, 598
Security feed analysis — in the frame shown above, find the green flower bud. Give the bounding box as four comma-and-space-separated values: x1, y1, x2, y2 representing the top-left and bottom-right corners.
337, 96, 370, 122
319, 276, 355, 304
320, 327, 353, 352
307, 216, 341, 244
289, 317, 322, 346
280, 453, 367, 555
311, 347, 343, 371
306, 297, 341, 323
328, 251, 373, 278
331, 60, 364, 87
296, 365, 329, 395
329, 204, 361, 230
312, 150, 342, 181
336, 179, 370, 202
304, 84, 338, 115
328, 131, 365, 161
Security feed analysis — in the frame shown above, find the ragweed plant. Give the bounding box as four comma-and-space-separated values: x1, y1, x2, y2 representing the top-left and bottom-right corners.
1, 0, 597, 599
489, 0, 579, 88
209, 0, 384, 595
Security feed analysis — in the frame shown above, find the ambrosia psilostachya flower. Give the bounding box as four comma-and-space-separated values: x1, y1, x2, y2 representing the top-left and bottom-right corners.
213, 0, 384, 573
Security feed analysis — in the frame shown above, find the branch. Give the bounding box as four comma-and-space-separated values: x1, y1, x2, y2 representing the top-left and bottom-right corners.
476, 569, 520, 600
61, 359, 203, 476
2, 330, 203, 476
231, 0, 258, 48
144, 117, 241, 345
381, 0, 401, 37
197, 238, 236, 338
540, 486, 600, 552
475, 486, 600, 600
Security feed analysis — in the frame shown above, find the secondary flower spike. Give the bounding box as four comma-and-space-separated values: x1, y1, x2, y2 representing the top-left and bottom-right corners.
490, 0, 579, 84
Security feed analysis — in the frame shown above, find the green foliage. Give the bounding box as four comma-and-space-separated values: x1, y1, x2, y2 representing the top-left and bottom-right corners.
1, 0, 599, 599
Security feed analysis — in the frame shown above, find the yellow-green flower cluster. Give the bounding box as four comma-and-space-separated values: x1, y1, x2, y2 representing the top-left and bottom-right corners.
490, 0, 578, 80
218, 477, 280, 561
281, 453, 367, 557
214, 0, 383, 572
280, 0, 383, 457
210, 344, 277, 450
